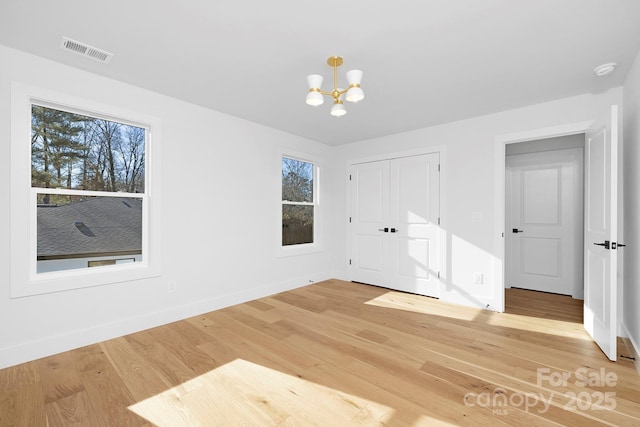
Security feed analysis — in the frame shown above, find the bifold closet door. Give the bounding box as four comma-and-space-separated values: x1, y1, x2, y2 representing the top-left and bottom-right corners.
350, 160, 390, 287
351, 153, 440, 297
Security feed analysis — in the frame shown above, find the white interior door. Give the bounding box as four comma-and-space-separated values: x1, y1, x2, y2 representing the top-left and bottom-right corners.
350, 160, 390, 287
506, 148, 584, 297
350, 153, 440, 298
584, 105, 618, 361
389, 154, 440, 296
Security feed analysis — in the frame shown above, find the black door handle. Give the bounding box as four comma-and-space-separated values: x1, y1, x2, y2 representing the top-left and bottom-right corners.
378, 227, 389, 233
512, 228, 524, 233
390, 228, 398, 233
594, 240, 610, 249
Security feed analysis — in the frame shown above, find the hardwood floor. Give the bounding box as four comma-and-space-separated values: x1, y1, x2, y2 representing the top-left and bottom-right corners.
505, 287, 584, 323
1, 280, 639, 426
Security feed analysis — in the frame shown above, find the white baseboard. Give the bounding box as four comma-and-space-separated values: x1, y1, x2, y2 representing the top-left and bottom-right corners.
329, 269, 349, 282
0, 273, 333, 370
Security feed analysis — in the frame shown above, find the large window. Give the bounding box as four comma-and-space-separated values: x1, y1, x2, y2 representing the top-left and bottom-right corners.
10, 82, 161, 297
31, 105, 146, 274
281, 156, 318, 247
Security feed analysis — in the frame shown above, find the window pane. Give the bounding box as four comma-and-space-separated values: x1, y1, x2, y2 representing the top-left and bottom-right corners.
282, 205, 313, 245
31, 105, 145, 193
282, 158, 313, 202
37, 194, 143, 273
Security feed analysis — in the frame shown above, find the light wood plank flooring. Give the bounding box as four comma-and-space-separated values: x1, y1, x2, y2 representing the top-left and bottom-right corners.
1, 280, 639, 426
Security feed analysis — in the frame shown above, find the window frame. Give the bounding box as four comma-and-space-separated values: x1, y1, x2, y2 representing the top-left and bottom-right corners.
10, 82, 162, 298
277, 149, 322, 257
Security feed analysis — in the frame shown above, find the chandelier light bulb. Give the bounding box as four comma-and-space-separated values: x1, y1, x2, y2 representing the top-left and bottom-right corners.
345, 70, 364, 103
330, 101, 347, 117
346, 86, 364, 103
306, 90, 324, 106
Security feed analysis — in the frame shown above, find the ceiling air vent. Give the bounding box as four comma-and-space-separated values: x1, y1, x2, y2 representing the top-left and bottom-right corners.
60, 36, 113, 64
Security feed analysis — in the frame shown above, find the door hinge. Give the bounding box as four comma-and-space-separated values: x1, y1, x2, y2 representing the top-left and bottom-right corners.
438, 164, 441, 172
438, 217, 441, 225
437, 271, 440, 279
349, 174, 352, 180
349, 259, 352, 265
349, 216, 352, 223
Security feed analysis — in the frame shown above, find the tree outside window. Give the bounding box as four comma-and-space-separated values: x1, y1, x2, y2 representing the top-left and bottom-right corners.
282, 157, 315, 246
31, 105, 145, 196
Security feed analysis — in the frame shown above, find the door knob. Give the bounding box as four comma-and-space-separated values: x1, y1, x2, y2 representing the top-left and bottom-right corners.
512, 228, 524, 233
378, 227, 389, 232
594, 240, 610, 249
390, 228, 398, 233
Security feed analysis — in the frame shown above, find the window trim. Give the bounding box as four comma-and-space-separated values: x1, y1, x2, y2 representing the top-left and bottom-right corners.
10, 81, 162, 298
277, 149, 322, 257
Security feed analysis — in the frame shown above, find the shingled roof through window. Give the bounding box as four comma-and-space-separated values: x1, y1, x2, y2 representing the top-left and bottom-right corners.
37, 197, 142, 259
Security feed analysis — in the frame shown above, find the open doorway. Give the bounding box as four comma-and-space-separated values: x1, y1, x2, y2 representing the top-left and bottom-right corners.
504, 134, 585, 316
497, 107, 618, 361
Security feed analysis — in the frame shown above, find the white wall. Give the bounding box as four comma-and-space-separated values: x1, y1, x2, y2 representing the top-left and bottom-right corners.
622, 49, 640, 355
0, 45, 336, 368
332, 88, 622, 312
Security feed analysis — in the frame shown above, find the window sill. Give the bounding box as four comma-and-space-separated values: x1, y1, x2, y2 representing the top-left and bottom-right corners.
11, 261, 161, 299
277, 243, 323, 258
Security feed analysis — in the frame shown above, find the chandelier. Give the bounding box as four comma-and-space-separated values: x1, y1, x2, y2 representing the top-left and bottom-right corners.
305, 56, 364, 117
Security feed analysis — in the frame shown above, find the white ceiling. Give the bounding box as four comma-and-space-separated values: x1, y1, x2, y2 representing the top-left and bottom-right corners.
1, 0, 639, 146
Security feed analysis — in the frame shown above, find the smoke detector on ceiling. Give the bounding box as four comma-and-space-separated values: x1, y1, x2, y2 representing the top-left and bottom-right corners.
593, 62, 617, 77
60, 36, 113, 64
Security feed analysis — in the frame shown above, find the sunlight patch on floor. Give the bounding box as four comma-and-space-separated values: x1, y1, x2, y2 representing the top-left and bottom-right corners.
486, 311, 592, 341
129, 358, 394, 426
366, 290, 592, 342
365, 290, 482, 321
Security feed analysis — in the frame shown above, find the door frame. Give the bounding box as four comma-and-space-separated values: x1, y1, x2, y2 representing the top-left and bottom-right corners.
493, 121, 592, 313
346, 145, 447, 292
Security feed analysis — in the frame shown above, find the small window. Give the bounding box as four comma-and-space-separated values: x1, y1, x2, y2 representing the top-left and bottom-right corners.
282, 157, 316, 246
